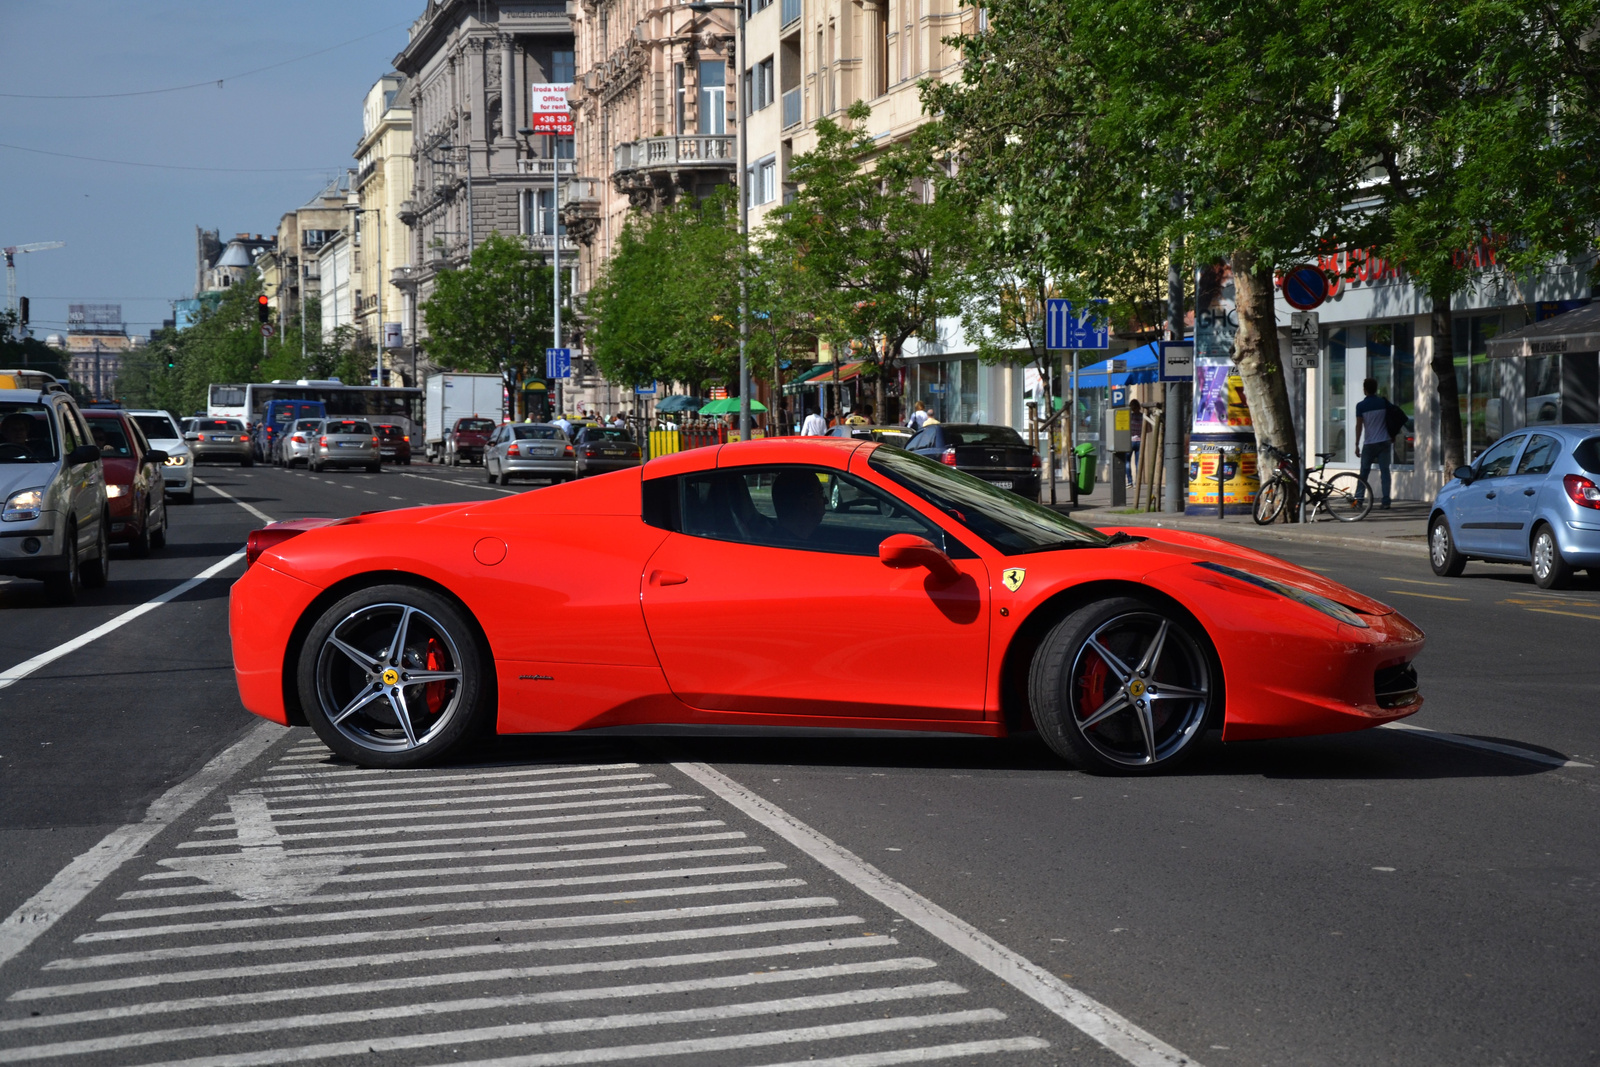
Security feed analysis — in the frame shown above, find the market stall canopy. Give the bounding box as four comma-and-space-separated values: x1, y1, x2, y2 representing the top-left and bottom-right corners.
655, 395, 704, 413
1074, 342, 1161, 387
1485, 302, 1600, 359
782, 361, 867, 393
699, 397, 769, 415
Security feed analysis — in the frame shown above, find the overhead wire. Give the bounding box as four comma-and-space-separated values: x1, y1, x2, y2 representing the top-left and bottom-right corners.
0, 142, 341, 173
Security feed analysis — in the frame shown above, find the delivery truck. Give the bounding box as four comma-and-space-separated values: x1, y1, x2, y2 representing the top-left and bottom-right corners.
423, 373, 504, 463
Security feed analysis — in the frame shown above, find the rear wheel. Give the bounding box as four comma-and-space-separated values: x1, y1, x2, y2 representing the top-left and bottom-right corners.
1531, 524, 1574, 590
150, 502, 167, 550
1253, 478, 1290, 525
1028, 596, 1217, 775
1429, 515, 1466, 577
498, 469, 512, 486
129, 509, 152, 558
241, 456, 254, 468
367, 463, 381, 474
1324, 472, 1372, 521
297, 585, 489, 768
485, 460, 496, 484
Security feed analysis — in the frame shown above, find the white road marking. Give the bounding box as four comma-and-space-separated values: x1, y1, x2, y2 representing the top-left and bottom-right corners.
177, 803, 712, 846
674, 761, 1201, 1067
174, 814, 721, 853
194, 477, 274, 524
1379, 721, 1592, 768
1, 942, 916, 1030
57, 894, 835, 963
0, 550, 247, 694
751, 1039, 1053, 1066
191, 792, 707, 831
397, 470, 517, 495
252, 761, 642, 785
251, 765, 646, 792
16, 917, 874, 999
0, 722, 278, 971
225, 780, 673, 816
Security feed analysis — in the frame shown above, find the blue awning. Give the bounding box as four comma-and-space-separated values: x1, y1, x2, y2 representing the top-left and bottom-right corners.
1074, 342, 1160, 387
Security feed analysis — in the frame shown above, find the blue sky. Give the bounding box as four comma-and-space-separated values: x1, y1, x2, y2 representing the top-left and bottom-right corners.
0, 1, 417, 337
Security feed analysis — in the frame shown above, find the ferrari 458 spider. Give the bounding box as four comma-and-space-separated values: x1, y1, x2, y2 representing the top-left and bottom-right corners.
231, 437, 1424, 774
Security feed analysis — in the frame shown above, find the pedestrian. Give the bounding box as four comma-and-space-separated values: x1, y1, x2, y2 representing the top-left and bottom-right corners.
907, 401, 929, 430
1126, 398, 1142, 487
800, 404, 828, 436
1353, 377, 1393, 509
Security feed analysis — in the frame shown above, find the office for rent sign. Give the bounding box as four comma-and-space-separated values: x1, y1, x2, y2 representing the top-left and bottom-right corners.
529, 83, 573, 134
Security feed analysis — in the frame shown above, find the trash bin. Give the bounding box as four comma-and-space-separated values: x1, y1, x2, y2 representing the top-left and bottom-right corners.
1074, 442, 1097, 494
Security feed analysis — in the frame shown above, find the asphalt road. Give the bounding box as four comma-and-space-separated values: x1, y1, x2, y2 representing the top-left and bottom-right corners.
0, 460, 1595, 1067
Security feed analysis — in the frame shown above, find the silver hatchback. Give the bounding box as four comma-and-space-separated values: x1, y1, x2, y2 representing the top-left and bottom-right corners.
484, 423, 573, 485
279, 419, 324, 469
309, 419, 381, 473
0, 389, 111, 601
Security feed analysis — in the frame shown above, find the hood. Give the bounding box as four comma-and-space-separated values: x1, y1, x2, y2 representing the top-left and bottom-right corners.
1099, 525, 1395, 616
0, 460, 59, 502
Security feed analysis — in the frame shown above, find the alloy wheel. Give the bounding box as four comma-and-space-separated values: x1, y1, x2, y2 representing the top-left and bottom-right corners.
314, 602, 466, 753
1067, 611, 1211, 767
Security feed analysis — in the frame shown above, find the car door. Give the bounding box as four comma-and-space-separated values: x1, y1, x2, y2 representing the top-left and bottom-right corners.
1494, 433, 1561, 558
56, 403, 101, 547
639, 462, 991, 721
1452, 435, 1524, 555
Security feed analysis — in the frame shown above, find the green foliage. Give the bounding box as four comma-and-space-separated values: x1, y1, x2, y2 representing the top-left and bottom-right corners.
0, 310, 70, 380
421, 232, 554, 400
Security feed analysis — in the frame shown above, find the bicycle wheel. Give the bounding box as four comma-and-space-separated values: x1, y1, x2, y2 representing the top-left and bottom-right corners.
1324, 472, 1373, 521
1253, 477, 1290, 525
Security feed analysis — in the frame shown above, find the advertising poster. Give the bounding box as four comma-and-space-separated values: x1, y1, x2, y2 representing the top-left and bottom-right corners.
1193, 357, 1252, 434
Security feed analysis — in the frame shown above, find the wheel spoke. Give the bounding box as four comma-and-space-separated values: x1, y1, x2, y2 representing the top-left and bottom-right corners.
387, 690, 419, 747
1136, 619, 1170, 676
331, 683, 384, 724
1080, 692, 1130, 730
1087, 637, 1133, 682
1148, 684, 1207, 700
403, 669, 462, 685
327, 635, 379, 672
389, 607, 416, 665
1133, 701, 1158, 764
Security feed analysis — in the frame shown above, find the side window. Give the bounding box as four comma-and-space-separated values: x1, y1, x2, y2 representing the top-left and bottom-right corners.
128, 418, 151, 456
907, 430, 933, 451
674, 465, 968, 557
1514, 434, 1560, 476
57, 405, 82, 454
1477, 436, 1523, 479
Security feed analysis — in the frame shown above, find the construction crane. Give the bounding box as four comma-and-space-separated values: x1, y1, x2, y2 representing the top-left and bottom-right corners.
4, 242, 65, 314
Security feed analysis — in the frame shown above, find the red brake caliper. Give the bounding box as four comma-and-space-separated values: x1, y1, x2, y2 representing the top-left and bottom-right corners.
1076, 652, 1109, 726
424, 639, 449, 714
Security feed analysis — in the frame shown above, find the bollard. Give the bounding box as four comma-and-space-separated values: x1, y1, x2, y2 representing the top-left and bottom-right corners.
1216, 446, 1230, 519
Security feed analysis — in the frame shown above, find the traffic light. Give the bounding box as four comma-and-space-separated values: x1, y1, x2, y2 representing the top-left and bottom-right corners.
257, 295, 270, 323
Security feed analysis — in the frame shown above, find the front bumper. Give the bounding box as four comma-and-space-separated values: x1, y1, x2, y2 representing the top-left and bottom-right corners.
576, 455, 642, 477
0, 512, 65, 576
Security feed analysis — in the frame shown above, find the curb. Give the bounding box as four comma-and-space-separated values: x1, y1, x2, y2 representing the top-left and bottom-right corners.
1068, 510, 1431, 558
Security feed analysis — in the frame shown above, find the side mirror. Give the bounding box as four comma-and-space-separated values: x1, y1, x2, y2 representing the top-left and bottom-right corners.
144, 449, 168, 465
1453, 465, 1475, 484
878, 533, 960, 583
67, 444, 101, 465
184, 432, 199, 441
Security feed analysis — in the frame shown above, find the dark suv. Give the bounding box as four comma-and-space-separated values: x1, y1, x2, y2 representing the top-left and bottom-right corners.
905, 423, 1041, 501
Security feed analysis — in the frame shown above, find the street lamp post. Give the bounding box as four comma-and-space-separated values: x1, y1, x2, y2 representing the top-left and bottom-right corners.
347, 195, 383, 385
690, 0, 750, 441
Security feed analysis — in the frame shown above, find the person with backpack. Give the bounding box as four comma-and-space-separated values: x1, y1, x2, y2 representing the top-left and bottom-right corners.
1353, 377, 1403, 510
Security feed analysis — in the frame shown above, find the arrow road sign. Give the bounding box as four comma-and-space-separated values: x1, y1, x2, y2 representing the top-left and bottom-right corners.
545, 347, 571, 378
1045, 299, 1110, 350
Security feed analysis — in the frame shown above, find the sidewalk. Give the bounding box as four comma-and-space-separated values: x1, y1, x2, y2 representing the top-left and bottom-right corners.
1043, 477, 1431, 557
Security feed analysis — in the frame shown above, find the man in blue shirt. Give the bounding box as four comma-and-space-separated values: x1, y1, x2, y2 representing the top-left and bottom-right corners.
1353, 377, 1392, 509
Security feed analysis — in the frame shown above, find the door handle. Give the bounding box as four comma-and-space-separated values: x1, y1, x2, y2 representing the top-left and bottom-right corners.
1485, 491, 1496, 499
649, 569, 688, 587
1524, 488, 1537, 496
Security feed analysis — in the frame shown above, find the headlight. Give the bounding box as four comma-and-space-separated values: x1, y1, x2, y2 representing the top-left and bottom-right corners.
1194, 561, 1368, 628
165, 454, 189, 467
106, 484, 129, 498
2, 488, 44, 522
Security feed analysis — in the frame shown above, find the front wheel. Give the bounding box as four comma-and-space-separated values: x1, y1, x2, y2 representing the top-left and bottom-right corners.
45, 527, 82, 604
1531, 524, 1574, 590
1323, 473, 1372, 522
296, 585, 490, 768
1028, 597, 1217, 775
81, 517, 109, 588
1429, 516, 1466, 577
1253, 477, 1290, 525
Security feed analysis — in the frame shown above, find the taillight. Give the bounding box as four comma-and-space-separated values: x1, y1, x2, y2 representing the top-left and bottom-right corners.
246, 526, 306, 566
402, 435, 409, 442
197, 433, 208, 441
1565, 473, 1600, 510
290, 435, 304, 444
564, 444, 574, 457
372, 437, 379, 446
626, 445, 640, 458
941, 447, 958, 466
506, 443, 520, 457
1030, 453, 1042, 469
319, 435, 328, 446
584, 446, 598, 457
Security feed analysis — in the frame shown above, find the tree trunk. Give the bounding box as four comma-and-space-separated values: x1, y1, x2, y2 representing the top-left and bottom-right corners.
772, 342, 783, 435
1230, 253, 1300, 470
1430, 293, 1464, 472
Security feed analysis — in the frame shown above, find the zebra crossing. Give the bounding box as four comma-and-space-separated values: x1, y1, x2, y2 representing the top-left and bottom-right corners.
0, 736, 1067, 1066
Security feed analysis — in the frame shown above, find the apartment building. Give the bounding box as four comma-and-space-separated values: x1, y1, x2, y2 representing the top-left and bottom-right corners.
256, 174, 352, 344
354, 73, 415, 374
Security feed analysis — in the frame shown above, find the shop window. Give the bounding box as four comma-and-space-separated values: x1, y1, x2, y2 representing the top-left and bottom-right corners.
1452, 313, 1503, 458
1321, 327, 1347, 464
1525, 354, 1561, 425
1366, 323, 1415, 465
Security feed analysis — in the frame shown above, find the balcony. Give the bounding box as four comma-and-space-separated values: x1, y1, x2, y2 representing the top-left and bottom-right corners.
558, 176, 602, 210
522, 233, 578, 256
559, 178, 603, 246
614, 135, 735, 174
516, 158, 579, 178
782, 87, 802, 129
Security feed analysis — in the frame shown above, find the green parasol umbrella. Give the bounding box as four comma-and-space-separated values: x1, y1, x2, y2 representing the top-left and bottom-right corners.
698, 397, 768, 415
655, 395, 704, 413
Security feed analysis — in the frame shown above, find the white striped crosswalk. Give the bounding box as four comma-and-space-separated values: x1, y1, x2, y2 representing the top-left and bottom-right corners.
0, 743, 1060, 1066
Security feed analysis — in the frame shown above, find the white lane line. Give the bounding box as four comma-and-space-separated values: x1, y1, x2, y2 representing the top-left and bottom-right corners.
250, 763, 644, 790
0, 550, 247, 694
174, 815, 723, 854
101, 998, 999, 1067
137, 828, 745, 879
177, 804, 711, 847
0, 722, 279, 972
675, 761, 1200, 1067
751, 1039, 1053, 1067
48, 897, 841, 969
0, 969, 960, 1060
192, 792, 706, 831
136, 843, 768, 897
224, 781, 671, 816
194, 477, 274, 524
1379, 721, 1593, 768
84, 873, 802, 938
15, 917, 874, 999
1, 942, 918, 1031
397, 470, 517, 495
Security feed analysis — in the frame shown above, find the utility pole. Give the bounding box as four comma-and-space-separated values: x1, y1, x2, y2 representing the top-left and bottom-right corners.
553, 134, 563, 419
1164, 231, 1185, 514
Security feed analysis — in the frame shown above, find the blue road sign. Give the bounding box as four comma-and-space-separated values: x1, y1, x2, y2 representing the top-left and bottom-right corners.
1158, 340, 1195, 382
1281, 265, 1328, 311
634, 382, 657, 395
545, 347, 572, 378
1110, 386, 1128, 407
1046, 298, 1110, 350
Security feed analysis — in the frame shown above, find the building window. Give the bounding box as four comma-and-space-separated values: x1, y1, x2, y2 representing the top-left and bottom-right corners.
749, 0, 772, 13
1321, 327, 1347, 464
675, 63, 686, 135
1452, 313, 1504, 459
746, 57, 774, 112
699, 60, 726, 135
554, 134, 575, 159
748, 155, 777, 206
527, 189, 566, 237
1366, 322, 1415, 465
552, 50, 575, 83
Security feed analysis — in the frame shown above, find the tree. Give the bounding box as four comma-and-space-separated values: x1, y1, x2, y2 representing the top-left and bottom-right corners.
422, 232, 554, 415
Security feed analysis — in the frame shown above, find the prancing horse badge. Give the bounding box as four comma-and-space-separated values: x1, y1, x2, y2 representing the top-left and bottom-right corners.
1002, 568, 1026, 592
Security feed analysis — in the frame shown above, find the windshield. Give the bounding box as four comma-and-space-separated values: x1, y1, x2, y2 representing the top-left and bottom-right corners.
514, 425, 562, 440
457, 419, 495, 432
869, 446, 1109, 554
941, 426, 1026, 447
87, 418, 133, 458
326, 421, 373, 435
580, 427, 634, 443
133, 414, 179, 441
0, 403, 59, 463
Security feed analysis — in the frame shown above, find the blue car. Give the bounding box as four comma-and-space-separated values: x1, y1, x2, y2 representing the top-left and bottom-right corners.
1428, 424, 1600, 588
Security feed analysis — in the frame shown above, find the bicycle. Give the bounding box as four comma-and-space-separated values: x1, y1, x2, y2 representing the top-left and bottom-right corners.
1253, 443, 1373, 524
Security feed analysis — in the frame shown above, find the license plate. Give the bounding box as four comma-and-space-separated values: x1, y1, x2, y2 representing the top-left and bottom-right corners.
602, 449, 623, 457
992, 480, 1013, 489
338, 442, 360, 448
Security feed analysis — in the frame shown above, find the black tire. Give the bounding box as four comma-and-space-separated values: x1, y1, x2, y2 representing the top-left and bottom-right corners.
1028, 596, 1217, 775
1429, 515, 1466, 577
129, 511, 152, 558
174, 490, 194, 505
81, 516, 109, 589
1324, 472, 1372, 521
449, 449, 459, 467
403, 457, 411, 466
1253, 478, 1290, 525
1531, 523, 1574, 590
485, 461, 497, 484
241, 457, 254, 468
367, 463, 381, 474
45, 526, 82, 604
498, 469, 511, 486
150, 506, 167, 550
296, 584, 491, 768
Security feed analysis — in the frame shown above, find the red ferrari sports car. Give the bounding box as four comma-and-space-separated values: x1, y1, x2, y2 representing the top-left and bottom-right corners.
230, 437, 1424, 774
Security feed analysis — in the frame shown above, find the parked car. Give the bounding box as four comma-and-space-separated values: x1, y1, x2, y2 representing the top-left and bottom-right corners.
184, 417, 253, 465
0, 387, 110, 602
127, 409, 193, 504
571, 425, 642, 478
904, 423, 1042, 501
374, 423, 412, 465
1427, 424, 1600, 589
828, 424, 917, 448
309, 420, 381, 473
278, 419, 324, 469
483, 423, 573, 485
83, 408, 167, 558
444, 417, 496, 466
